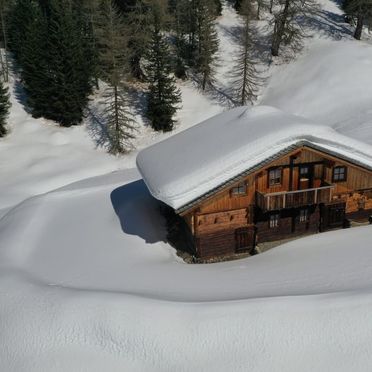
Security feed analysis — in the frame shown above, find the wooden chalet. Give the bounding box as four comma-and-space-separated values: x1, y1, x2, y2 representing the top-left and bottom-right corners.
137, 106, 372, 260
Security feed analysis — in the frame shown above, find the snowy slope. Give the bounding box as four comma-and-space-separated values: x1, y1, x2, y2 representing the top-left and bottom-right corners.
1, 0, 372, 371
1, 171, 372, 371
262, 40, 372, 145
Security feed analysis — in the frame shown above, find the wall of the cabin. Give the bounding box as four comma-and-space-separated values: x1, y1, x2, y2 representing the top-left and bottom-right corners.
180, 146, 372, 259
194, 208, 255, 258
255, 206, 320, 244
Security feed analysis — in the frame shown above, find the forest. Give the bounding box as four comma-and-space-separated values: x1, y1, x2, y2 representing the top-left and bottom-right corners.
0, 0, 370, 153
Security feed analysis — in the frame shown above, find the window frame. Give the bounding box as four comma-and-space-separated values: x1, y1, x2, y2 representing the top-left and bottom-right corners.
299, 208, 309, 223
269, 213, 280, 229
332, 166, 347, 183
231, 181, 247, 196
268, 167, 282, 187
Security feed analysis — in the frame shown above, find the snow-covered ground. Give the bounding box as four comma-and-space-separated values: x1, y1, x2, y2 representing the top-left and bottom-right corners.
1, 0, 372, 371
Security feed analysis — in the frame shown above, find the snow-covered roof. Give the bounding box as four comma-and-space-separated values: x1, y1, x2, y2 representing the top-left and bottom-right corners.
136, 106, 372, 212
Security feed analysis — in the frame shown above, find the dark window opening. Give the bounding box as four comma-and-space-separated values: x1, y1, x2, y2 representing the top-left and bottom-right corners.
299, 209, 309, 223
232, 182, 247, 195
333, 166, 347, 182
269, 213, 280, 228
269, 168, 282, 186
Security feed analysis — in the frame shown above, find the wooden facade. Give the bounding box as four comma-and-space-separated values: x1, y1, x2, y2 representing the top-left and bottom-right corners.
178, 146, 372, 259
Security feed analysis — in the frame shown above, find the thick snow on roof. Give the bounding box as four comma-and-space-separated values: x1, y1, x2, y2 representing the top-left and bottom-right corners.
137, 106, 372, 210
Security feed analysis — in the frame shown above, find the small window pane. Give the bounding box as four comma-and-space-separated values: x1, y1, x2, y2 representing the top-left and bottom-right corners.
232, 182, 247, 195
269, 168, 282, 186
269, 214, 280, 228
299, 209, 308, 223
333, 166, 346, 182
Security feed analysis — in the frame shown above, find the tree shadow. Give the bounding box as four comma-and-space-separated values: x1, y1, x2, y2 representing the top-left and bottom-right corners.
304, 10, 353, 40
85, 104, 112, 151
12, 78, 30, 112
110, 179, 167, 244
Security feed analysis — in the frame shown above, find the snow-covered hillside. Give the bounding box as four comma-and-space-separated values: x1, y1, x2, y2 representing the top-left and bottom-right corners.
1, 0, 372, 371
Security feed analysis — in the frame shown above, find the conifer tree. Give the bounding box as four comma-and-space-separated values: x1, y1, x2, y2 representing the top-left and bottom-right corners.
97, 0, 136, 154
343, 0, 372, 40
196, 0, 219, 90
125, 0, 152, 80
9, 0, 95, 126
0, 0, 11, 82
270, 0, 318, 56
232, 0, 259, 105
0, 80, 10, 137
146, 0, 181, 132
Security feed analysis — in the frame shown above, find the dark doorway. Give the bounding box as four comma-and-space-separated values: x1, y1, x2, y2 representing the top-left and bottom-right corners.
235, 227, 255, 253
320, 203, 346, 231
298, 165, 314, 190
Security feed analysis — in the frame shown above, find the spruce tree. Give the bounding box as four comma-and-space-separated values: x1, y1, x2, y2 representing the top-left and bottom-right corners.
344, 0, 372, 40
9, 0, 95, 126
125, 0, 152, 80
270, 0, 318, 57
196, 0, 219, 90
0, 80, 10, 137
0, 0, 11, 82
232, 0, 259, 105
146, 1, 181, 132
97, 0, 136, 154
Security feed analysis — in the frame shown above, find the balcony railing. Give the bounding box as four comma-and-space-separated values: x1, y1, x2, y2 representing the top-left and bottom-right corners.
256, 184, 335, 212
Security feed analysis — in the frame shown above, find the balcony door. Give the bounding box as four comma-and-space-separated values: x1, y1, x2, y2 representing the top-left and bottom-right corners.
298, 165, 313, 190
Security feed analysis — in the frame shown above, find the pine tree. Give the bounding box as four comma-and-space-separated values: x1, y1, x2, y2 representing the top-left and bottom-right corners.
97, 0, 136, 154
125, 0, 153, 80
270, 0, 318, 57
0, 80, 10, 137
172, 0, 188, 79
9, 0, 95, 126
344, 0, 372, 40
146, 0, 181, 132
232, 0, 259, 105
195, 0, 219, 90
0, 0, 11, 82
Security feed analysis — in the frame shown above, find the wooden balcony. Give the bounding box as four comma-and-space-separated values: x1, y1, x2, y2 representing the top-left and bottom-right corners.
256, 184, 335, 212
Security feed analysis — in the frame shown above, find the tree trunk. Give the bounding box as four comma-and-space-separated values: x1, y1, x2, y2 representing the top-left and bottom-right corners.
354, 12, 364, 40
270, 0, 290, 57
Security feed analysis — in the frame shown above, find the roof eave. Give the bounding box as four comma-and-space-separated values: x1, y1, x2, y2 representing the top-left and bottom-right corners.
175, 140, 372, 215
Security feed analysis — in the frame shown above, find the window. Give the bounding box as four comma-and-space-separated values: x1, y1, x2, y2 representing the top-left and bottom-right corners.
333, 166, 347, 182
269, 213, 280, 228
299, 166, 310, 178
232, 182, 247, 196
269, 168, 282, 186
299, 209, 309, 223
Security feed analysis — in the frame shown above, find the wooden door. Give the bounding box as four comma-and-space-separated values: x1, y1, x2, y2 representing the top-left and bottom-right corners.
235, 227, 255, 253
320, 203, 346, 231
